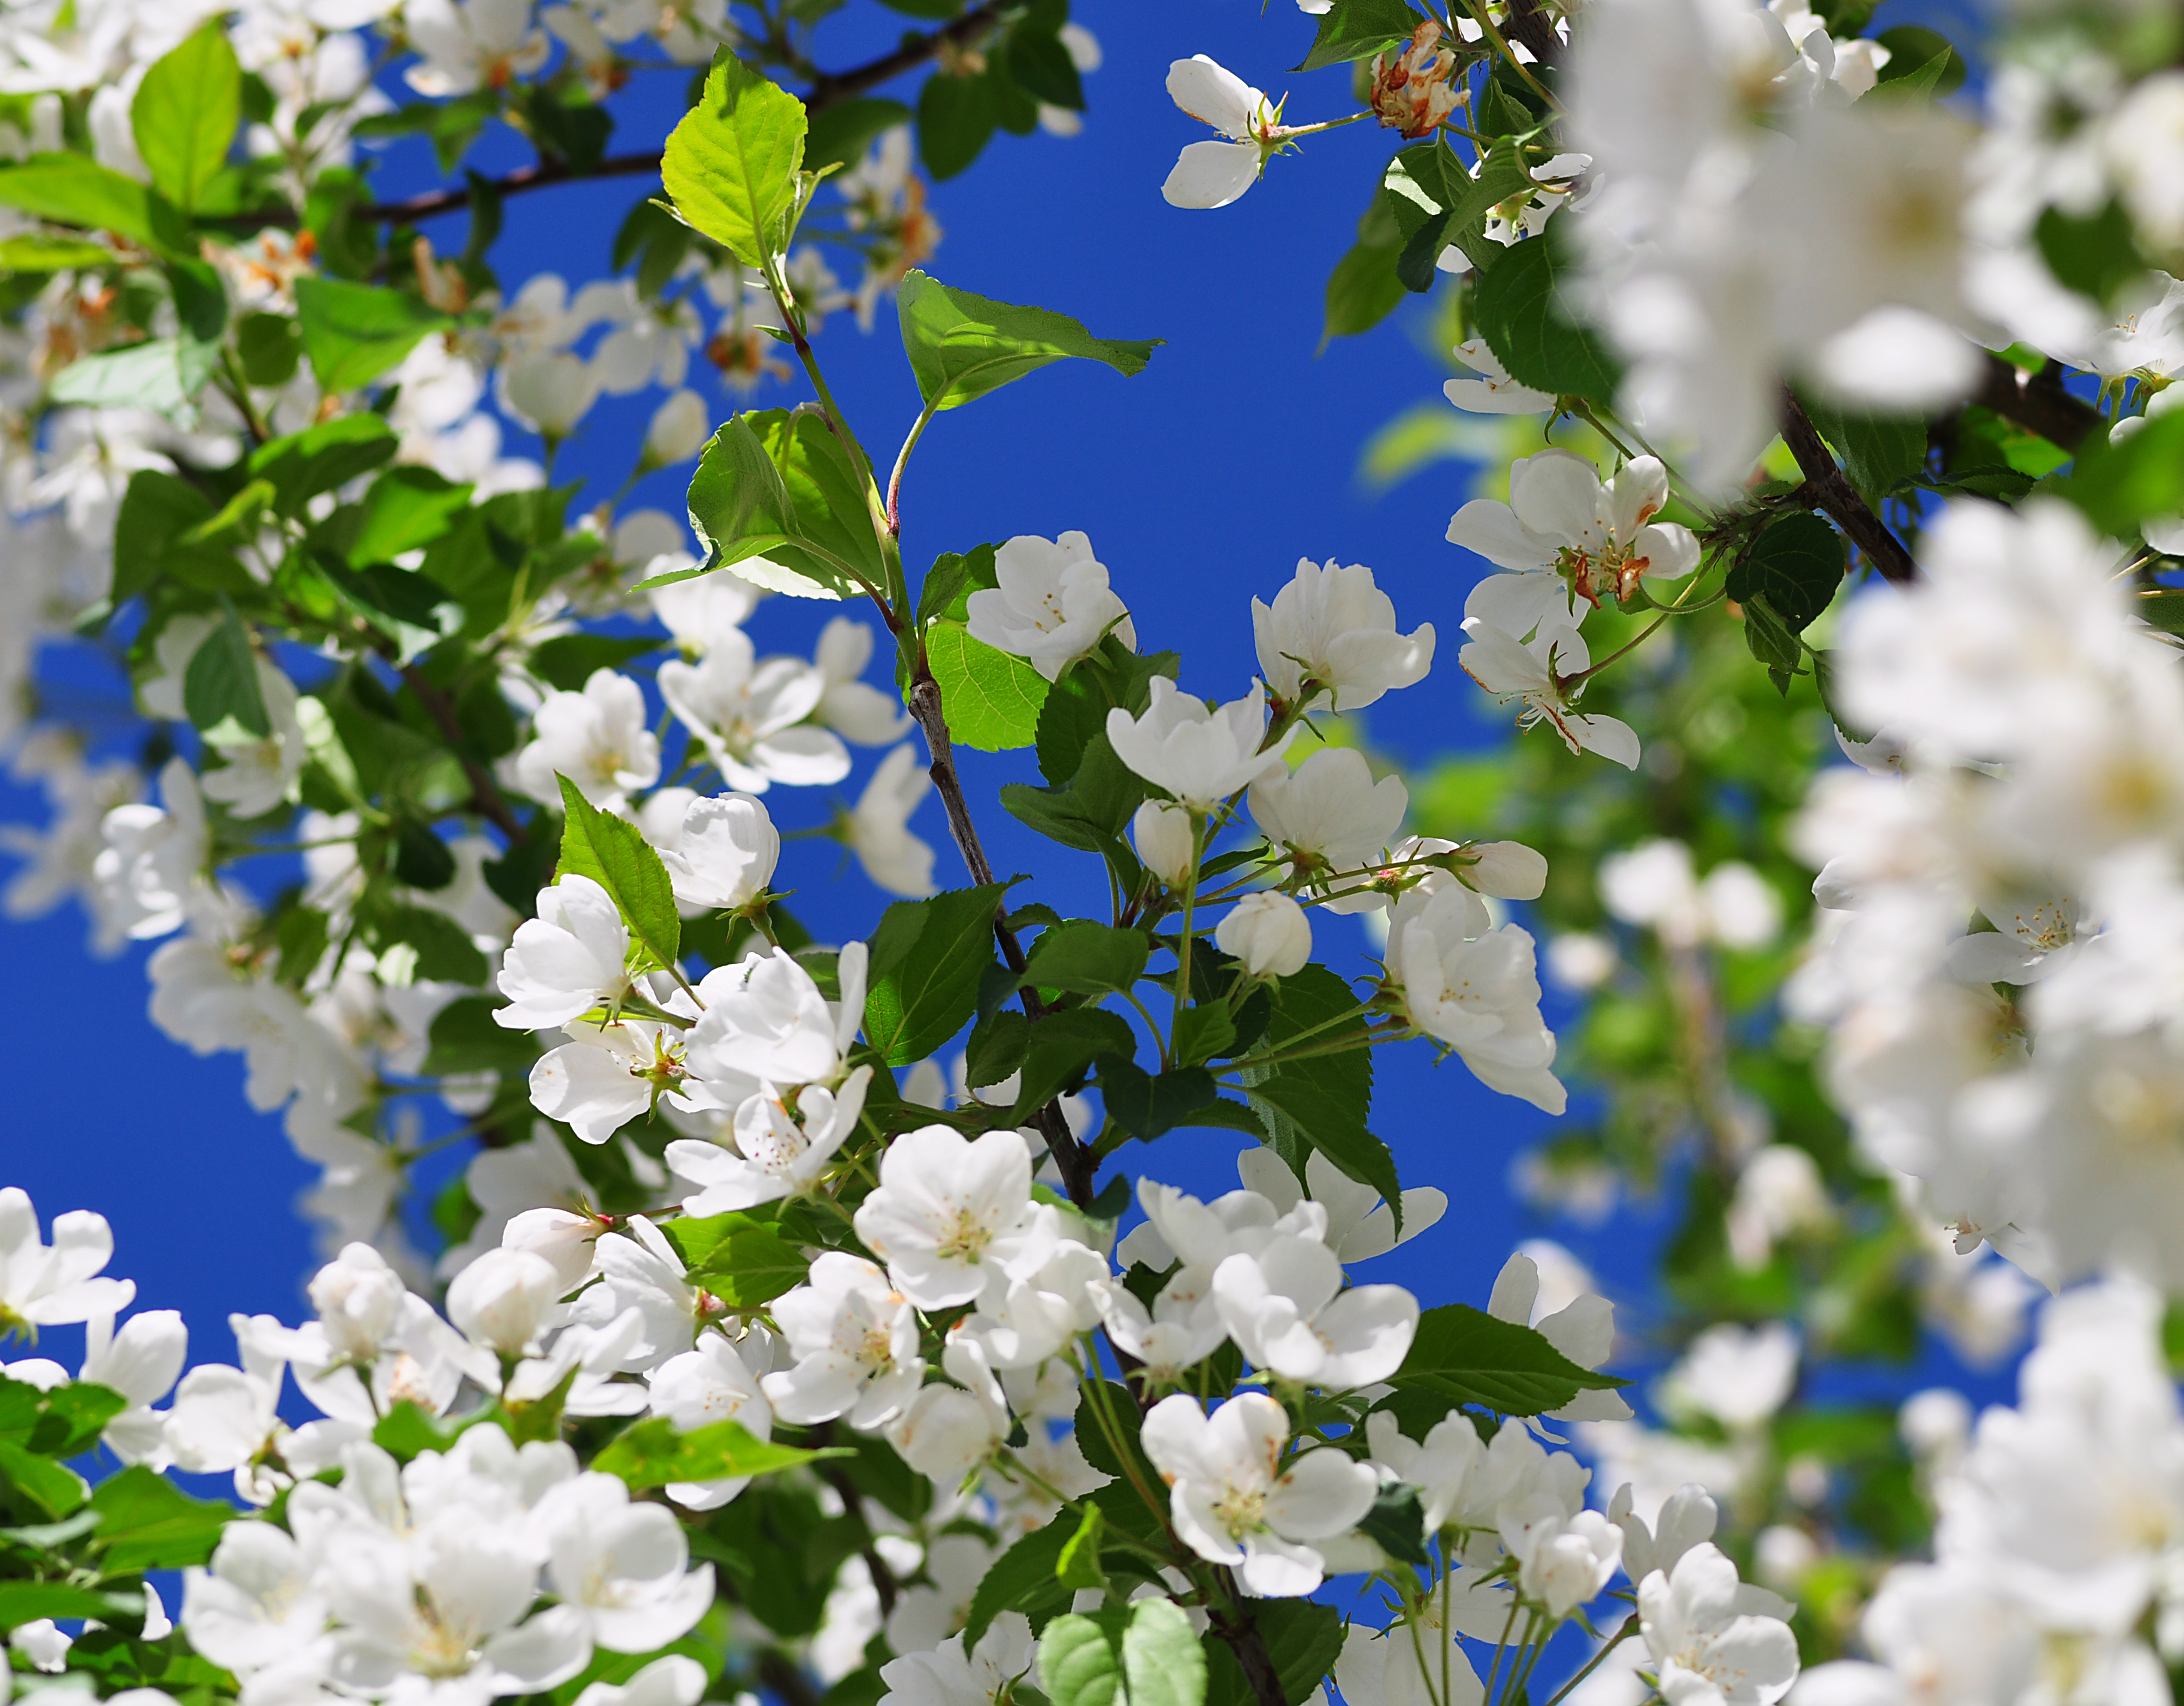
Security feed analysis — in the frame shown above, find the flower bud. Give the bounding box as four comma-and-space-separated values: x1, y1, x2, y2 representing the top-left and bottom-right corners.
1132, 799, 1197, 887
1216, 890, 1312, 978
503, 351, 599, 437
658, 792, 780, 911
646, 388, 710, 465
1460, 839, 1548, 900
307, 1244, 407, 1362
446, 1246, 564, 1357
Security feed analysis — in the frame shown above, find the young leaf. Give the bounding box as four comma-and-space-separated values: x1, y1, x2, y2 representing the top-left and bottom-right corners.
1726, 513, 1846, 633
131, 23, 241, 211
295, 277, 454, 395
673, 412, 878, 600
927, 621, 1048, 751
1473, 234, 1622, 404
591, 1416, 845, 1490
47, 337, 220, 421
555, 774, 682, 974
863, 883, 1007, 1064
1056, 1504, 1108, 1592
250, 415, 400, 517
684, 1224, 809, 1306
896, 271, 1161, 413
1122, 1601, 1207, 1706
1040, 1611, 1130, 1706
1390, 1303, 1629, 1415
183, 609, 271, 738
661, 49, 807, 268
1022, 921, 1150, 996
0, 155, 158, 247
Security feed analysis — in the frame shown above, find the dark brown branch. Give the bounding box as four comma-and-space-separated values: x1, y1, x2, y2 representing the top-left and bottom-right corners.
1500, 0, 1564, 66
1208, 1583, 1292, 1706
350, 6, 1005, 227
1779, 391, 1919, 585
1973, 353, 2103, 452
905, 672, 1099, 1210
398, 665, 530, 843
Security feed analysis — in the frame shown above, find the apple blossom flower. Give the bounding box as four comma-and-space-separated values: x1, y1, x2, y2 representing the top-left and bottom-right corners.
1216, 890, 1312, 978
180, 1521, 330, 1677
404, 0, 549, 95
446, 1247, 568, 1360
664, 1065, 874, 1212
1131, 800, 1197, 888
1444, 338, 1557, 415
1450, 449, 1700, 623
761, 1251, 926, 1429
1211, 1231, 1418, 1387
644, 389, 709, 466
502, 349, 601, 438
494, 875, 633, 1030
529, 1011, 708, 1145
513, 669, 661, 812
1234, 1148, 1448, 1264
888, 1336, 1010, 1484
646, 1331, 774, 1509
1248, 748, 1410, 899
1639, 1544, 1801, 1706
1093, 1279, 1229, 1383
878, 1612, 1034, 1706
1612, 1482, 1720, 1584
1661, 1323, 1800, 1431
533, 1471, 716, 1651
1458, 613, 1641, 769
652, 571, 761, 657
575, 1657, 707, 1706
0, 1189, 135, 1331
94, 756, 210, 940
814, 618, 912, 744
683, 940, 868, 1107
966, 531, 1135, 682
1162, 57, 1280, 210
1140, 1392, 1378, 1595
79, 1308, 185, 1464
1501, 1501, 1625, 1616
1107, 678, 1294, 810
846, 745, 937, 897
653, 791, 779, 913
852, 1126, 1043, 1309
1488, 1246, 1632, 1423
1392, 884, 1567, 1112
199, 661, 307, 820
1253, 558, 1434, 715
1362, 1406, 1483, 1532
658, 630, 850, 794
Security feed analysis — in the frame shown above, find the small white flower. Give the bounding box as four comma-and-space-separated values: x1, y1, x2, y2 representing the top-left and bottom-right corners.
665, 1066, 874, 1212
659, 631, 850, 794
1253, 558, 1435, 714
1248, 748, 1410, 906
1107, 678, 1294, 810
1392, 885, 1566, 1113
1501, 1501, 1624, 1616
852, 1126, 1042, 1310
0, 1189, 135, 1330
1215, 890, 1313, 978
1450, 450, 1700, 619
814, 618, 912, 744
1132, 798, 1198, 888
1211, 1232, 1418, 1387
1638, 1544, 1800, 1706
1140, 1392, 1378, 1596
683, 940, 867, 1108
1444, 338, 1556, 415
654, 791, 779, 912
494, 875, 633, 1031
847, 745, 937, 898
80, 1308, 187, 1465
644, 389, 710, 465
534, 1471, 717, 1651
1458, 613, 1641, 770
513, 669, 661, 812
404, 0, 550, 95
1162, 57, 1279, 210
1362, 1406, 1483, 1532
502, 350, 601, 437
965, 531, 1135, 682
93, 756, 210, 940
1234, 1148, 1447, 1264
762, 1251, 926, 1429
447, 1247, 568, 1359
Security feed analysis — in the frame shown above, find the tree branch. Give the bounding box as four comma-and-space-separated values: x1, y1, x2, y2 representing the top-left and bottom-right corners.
398, 665, 530, 843
1500, 0, 1564, 66
1208, 1584, 1291, 1706
347, 7, 1006, 227
1973, 353, 2103, 452
905, 671, 1099, 1211
1779, 391, 1919, 585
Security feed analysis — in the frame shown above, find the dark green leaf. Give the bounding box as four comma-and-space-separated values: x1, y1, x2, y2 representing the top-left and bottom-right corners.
1235, 966, 1396, 1224
661, 49, 807, 267
1172, 1003, 1237, 1067
592, 1416, 846, 1490
1008, 28, 1084, 108
1874, 24, 1965, 92
917, 71, 997, 180
556, 774, 682, 973
112, 471, 217, 603
237, 308, 303, 386
1002, 732, 1144, 853
965, 1519, 1078, 1647
1739, 594, 1806, 677
132, 23, 240, 210
365, 902, 490, 986
29, 1383, 127, 1457
1322, 236, 1407, 343
928, 621, 1048, 751
918, 542, 996, 627
686, 1225, 809, 1306
250, 414, 400, 516
531, 634, 663, 692
0, 1583, 134, 1625
1358, 1484, 1431, 1565
1799, 396, 1928, 504
1099, 1060, 1217, 1142
965, 1008, 1030, 1088
1294, 0, 1430, 70
1013, 1007, 1136, 1117
0, 1441, 86, 1518
2064, 411, 2184, 537
1023, 921, 1150, 996
1201, 1602, 1342, 1706
1473, 234, 1621, 403
184, 607, 271, 737
2035, 198, 2145, 309
804, 96, 913, 174
1725, 513, 1844, 633
295, 276, 453, 394
863, 883, 1007, 1064
896, 271, 1160, 413
1391, 1303, 1627, 1415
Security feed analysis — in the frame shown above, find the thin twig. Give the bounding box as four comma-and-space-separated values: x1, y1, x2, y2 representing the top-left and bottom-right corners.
1779, 390, 1918, 585
1208, 1579, 1294, 1706
398, 665, 529, 843
1973, 352, 2102, 450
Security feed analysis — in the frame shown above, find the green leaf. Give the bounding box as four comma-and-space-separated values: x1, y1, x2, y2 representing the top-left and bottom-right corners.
1041, 1603, 1205, 1706
372, 1400, 461, 1463
1323, 236, 1406, 344
1023, 921, 1149, 996
1357, 1484, 1431, 1566
0, 234, 111, 271
47, 337, 219, 421
30, 1383, 127, 1457
295, 276, 454, 394
1391, 1303, 1628, 1415
250, 414, 400, 516
917, 71, 997, 180
1725, 513, 1845, 633
0, 155, 157, 246
864, 883, 1006, 1064
0, 1583, 135, 1625
1172, 1002, 1237, 1068
661, 49, 807, 268
1407, 137, 1536, 280
184, 607, 271, 737
111, 471, 225, 603
1294, 0, 1429, 70
1099, 1060, 1217, 1142
1041, 1611, 1129, 1706
237, 308, 302, 386
1235, 966, 1397, 1226
965, 1518, 1078, 1647
896, 271, 1161, 413
364, 902, 490, 987
2064, 410, 2184, 537
531, 634, 664, 692
1874, 24, 1965, 92
1123, 1601, 1207, 1706
348, 465, 472, 563
919, 542, 996, 627
555, 774, 682, 974
0, 1441, 86, 1518
927, 621, 1048, 751
1013, 1008, 1137, 1117
804, 96, 913, 175
685, 1224, 810, 1306
592, 1416, 846, 1490
87, 1464, 231, 1571
1008, 28, 1085, 108
1473, 234, 1622, 404
2034, 198, 2145, 309
1739, 594, 1806, 685
1002, 732, 1144, 854
674, 410, 879, 600
425, 996, 541, 1077
1056, 1504, 1108, 1591
131, 23, 241, 211
1799, 396, 1928, 504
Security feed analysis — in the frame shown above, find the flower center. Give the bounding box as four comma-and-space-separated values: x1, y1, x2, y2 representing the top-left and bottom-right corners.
934, 1206, 996, 1266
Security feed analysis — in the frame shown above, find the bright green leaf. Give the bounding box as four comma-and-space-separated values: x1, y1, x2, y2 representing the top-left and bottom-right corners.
1041, 1611, 1129, 1706
295, 276, 454, 395
0, 155, 158, 246
592, 1415, 846, 1490
47, 337, 219, 421
896, 271, 1160, 413
926, 621, 1047, 751
1294, 0, 1429, 69
965, 1519, 1079, 1647
863, 883, 1006, 1064
661, 49, 807, 268
1122, 1601, 1205, 1706
1056, 1504, 1108, 1592
1023, 921, 1150, 996
1391, 1303, 1628, 1415
132, 23, 241, 211
555, 775, 682, 974
686, 1225, 810, 1306
673, 410, 879, 600
0, 234, 111, 271
88, 1464, 231, 1571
